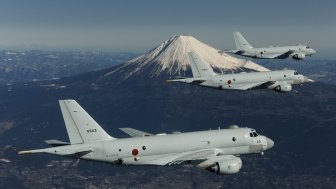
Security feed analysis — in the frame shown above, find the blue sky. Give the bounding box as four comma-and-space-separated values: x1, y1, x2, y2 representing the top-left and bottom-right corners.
0, 0, 335, 58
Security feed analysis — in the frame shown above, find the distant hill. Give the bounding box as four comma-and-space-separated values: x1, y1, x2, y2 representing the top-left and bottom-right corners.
0, 50, 136, 84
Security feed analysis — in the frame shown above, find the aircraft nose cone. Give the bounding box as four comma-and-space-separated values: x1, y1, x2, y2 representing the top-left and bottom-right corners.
266, 138, 274, 149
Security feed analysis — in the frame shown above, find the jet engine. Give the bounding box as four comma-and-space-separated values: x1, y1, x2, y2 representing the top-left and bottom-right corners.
292, 53, 305, 60
273, 84, 292, 92
207, 157, 242, 175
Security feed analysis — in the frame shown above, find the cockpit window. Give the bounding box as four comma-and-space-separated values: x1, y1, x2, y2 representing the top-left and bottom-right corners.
306, 46, 310, 49
249, 132, 259, 137
294, 71, 299, 75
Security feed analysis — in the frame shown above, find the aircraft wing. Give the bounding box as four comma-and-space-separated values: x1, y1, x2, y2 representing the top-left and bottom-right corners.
145, 149, 221, 165
119, 128, 152, 137
264, 50, 295, 59
145, 148, 239, 171
233, 81, 275, 90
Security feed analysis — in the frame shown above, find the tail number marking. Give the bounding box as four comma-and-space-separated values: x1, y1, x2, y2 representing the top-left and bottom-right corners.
87, 129, 97, 133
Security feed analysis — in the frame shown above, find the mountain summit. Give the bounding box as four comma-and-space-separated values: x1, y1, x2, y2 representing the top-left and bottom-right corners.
105, 35, 269, 80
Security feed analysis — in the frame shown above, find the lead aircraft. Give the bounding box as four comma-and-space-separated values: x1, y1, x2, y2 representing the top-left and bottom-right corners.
19, 100, 274, 175
226, 32, 316, 60
167, 51, 313, 92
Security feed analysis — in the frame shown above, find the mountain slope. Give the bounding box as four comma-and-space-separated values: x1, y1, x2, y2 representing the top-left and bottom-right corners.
105, 35, 269, 80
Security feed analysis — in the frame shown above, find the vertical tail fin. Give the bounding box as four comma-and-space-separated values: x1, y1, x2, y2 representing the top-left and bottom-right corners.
188, 51, 217, 77
233, 32, 253, 50
59, 100, 114, 144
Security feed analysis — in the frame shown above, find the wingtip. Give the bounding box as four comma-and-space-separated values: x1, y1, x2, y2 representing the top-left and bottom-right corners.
304, 77, 315, 83
18, 150, 32, 155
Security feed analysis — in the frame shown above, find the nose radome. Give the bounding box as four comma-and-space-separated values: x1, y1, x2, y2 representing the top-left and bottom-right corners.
266, 138, 274, 149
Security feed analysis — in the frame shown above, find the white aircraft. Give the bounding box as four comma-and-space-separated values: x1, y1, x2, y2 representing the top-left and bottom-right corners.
167, 51, 313, 92
18, 100, 274, 175
226, 32, 316, 60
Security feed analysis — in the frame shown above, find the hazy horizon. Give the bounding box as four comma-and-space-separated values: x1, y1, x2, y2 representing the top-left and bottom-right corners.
0, 0, 335, 58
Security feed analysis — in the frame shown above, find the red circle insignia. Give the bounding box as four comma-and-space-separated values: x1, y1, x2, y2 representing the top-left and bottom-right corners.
132, 149, 139, 156
227, 80, 232, 84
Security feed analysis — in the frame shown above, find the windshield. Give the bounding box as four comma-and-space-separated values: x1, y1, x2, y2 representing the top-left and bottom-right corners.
249, 130, 259, 137
294, 71, 299, 75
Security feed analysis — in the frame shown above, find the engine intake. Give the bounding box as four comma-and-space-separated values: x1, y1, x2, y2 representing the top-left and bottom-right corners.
273, 84, 292, 92
292, 53, 305, 60
207, 157, 242, 175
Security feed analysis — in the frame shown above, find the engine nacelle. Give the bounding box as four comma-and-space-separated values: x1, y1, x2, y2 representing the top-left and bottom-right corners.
292, 53, 305, 60
273, 84, 292, 92
207, 157, 242, 175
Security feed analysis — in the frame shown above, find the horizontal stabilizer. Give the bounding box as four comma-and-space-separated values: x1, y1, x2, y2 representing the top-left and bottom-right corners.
226, 50, 246, 55
166, 78, 206, 84
191, 80, 206, 84
45, 139, 70, 147
174, 76, 188, 79
18, 146, 95, 157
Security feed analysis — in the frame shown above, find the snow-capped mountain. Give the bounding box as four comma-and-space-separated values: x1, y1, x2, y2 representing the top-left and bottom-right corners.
105, 35, 269, 80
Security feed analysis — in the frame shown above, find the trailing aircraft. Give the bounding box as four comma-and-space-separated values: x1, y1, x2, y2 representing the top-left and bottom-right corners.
226, 32, 315, 60
167, 51, 313, 92
18, 100, 274, 175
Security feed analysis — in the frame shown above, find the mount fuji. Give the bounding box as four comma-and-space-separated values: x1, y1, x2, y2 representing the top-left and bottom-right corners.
0, 36, 335, 188
105, 35, 269, 80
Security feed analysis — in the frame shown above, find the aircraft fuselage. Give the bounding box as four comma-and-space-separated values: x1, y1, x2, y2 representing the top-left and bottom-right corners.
176, 69, 307, 92
29, 128, 272, 166
241, 45, 315, 60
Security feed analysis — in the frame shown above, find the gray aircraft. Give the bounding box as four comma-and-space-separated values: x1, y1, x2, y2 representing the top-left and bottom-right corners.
19, 100, 274, 175
226, 32, 316, 60
167, 51, 313, 92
